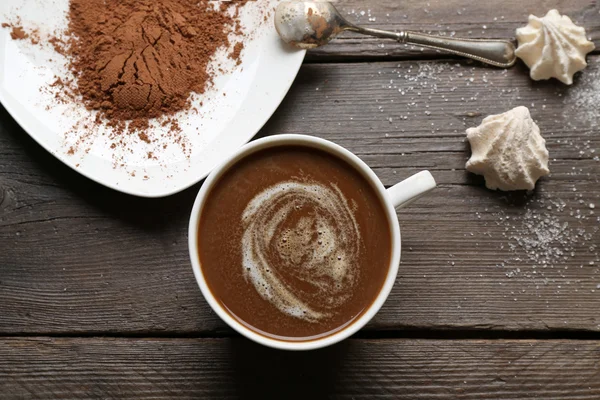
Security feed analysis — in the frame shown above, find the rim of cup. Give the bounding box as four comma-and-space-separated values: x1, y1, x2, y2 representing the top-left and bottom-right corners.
188, 134, 401, 351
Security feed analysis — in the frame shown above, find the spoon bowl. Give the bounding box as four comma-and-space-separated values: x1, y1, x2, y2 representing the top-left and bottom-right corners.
274, 1, 345, 49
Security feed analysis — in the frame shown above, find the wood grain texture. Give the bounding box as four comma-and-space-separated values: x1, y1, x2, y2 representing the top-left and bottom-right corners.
1, 55, 599, 334
305, 0, 600, 61
1, 337, 599, 399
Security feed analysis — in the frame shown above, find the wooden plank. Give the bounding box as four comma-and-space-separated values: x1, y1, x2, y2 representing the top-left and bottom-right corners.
1, 337, 599, 399
0, 57, 599, 334
305, 0, 600, 61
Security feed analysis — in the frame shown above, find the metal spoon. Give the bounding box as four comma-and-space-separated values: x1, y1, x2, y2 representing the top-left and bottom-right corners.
275, 1, 516, 68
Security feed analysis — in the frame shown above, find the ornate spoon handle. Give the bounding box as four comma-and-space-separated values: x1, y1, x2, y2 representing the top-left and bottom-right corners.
351, 26, 517, 68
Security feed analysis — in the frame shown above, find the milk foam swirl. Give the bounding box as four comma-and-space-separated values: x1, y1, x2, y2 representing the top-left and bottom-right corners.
241, 181, 361, 322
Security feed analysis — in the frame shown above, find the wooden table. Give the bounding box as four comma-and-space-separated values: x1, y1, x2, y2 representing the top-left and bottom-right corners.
1, 0, 600, 398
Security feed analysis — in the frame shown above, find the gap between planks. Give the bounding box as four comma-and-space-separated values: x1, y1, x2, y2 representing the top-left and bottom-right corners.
1, 329, 600, 341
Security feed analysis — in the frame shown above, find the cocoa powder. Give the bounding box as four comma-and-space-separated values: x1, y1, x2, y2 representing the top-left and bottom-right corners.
9, 25, 28, 40
2, 22, 39, 43
1, 0, 262, 168
65, 0, 245, 129
229, 42, 245, 66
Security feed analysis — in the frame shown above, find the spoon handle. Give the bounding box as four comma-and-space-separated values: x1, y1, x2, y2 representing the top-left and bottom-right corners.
353, 27, 516, 68
404, 32, 516, 68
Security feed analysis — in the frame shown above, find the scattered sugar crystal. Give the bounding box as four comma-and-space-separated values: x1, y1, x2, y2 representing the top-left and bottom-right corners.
564, 69, 600, 126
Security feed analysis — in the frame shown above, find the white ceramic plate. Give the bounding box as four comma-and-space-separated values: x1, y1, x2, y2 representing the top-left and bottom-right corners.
0, 0, 305, 197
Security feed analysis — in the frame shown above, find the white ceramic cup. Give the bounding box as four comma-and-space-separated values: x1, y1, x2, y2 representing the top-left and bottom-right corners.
188, 134, 436, 350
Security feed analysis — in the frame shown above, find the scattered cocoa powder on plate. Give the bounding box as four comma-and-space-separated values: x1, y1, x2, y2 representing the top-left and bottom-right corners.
2, 22, 40, 44
229, 42, 245, 66
1, 0, 250, 160
9, 25, 28, 40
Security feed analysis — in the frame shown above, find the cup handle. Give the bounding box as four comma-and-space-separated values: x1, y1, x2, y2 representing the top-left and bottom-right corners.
386, 171, 437, 209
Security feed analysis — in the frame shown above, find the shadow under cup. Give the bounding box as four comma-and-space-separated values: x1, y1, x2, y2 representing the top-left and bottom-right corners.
188, 135, 402, 351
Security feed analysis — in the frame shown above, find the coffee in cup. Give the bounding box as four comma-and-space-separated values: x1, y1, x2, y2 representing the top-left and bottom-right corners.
197, 144, 392, 341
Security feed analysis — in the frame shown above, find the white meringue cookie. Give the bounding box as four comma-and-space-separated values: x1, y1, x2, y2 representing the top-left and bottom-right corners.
515, 9, 595, 85
466, 106, 550, 191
